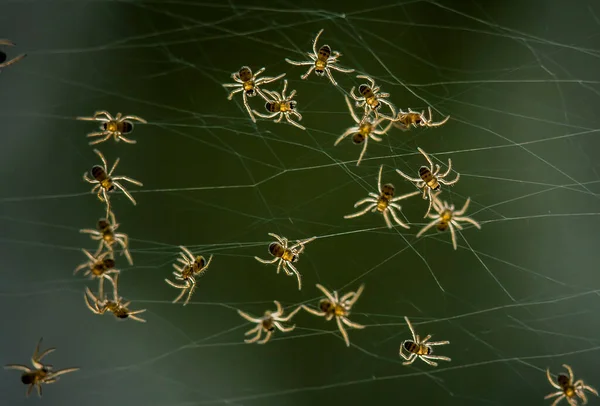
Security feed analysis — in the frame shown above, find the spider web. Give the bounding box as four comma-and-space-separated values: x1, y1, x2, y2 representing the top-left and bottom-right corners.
2, 1, 600, 405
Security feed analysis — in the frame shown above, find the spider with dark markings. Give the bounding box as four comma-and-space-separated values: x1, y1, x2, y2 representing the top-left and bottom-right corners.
335, 95, 394, 166
545, 364, 598, 406
253, 79, 305, 130
83, 149, 143, 216
165, 245, 213, 306
344, 165, 419, 229
0, 39, 26, 70
303, 283, 365, 347
254, 233, 316, 291
396, 147, 460, 217
80, 210, 133, 265
84, 274, 146, 322
222, 66, 285, 122
4, 338, 78, 398
285, 28, 354, 86
237, 300, 302, 344
350, 75, 396, 124
416, 193, 481, 251
77, 111, 147, 145
393, 107, 450, 131
400, 316, 451, 367
74, 249, 119, 294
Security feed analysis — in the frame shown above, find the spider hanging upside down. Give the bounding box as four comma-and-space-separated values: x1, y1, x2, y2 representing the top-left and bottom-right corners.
303, 283, 365, 347
393, 107, 450, 131
83, 149, 143, 217
350, 75, 396, 124
285, 28, 354, 86
84, 274, 147, 322
79, 210, 133, 265
237, 300, 302, 344
344, 165, 419, 229
545, 364, 598, 406
222, 65, 286, 122
334, 95, 394, 166
395, 147, 460, 217
76, 111, 147, 145
4, 338, 79, 398
252, 79, 305, 130
254, 233, 316, 291
165, 245, 213, 306
0, 39, 26, 70
74, 249, 119, 294
416, 192, 481, 251
399, 316, 451, 367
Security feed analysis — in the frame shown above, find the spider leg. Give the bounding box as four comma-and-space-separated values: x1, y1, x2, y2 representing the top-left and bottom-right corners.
387, 206, 410, 229
544, 391, 563, 399
300, 65, 316, 80
284, 58, 314, 67
352, 197, 377, 208
279, 305, 302, 321
182, 278, 197, 306
382, 210, 393, 228
255, 256, 278, 265
416, 217, 441, 239
4, 364, 31, 372
377, 99, 397, 120
120, 115, 146, 123
355, 136, 369, 166
253, 110, 279, 119
395, 168, 423, 184
112, 175, 143, 187
401, 353, 417, 365
426, 340, 450, 346
179, 245, 195, 262
275, 259, 284, 274
335, 316, 351, 347
391, 190, 421, 202
546, 369, 562, 389
328, 63, 354, 73
302, 305, 326, 317
315, 284, 337, 303
344, 203, 376, 219
239, 91, 256, 123
289, 235, 316, 250
285, 113, 306, 130
286, 262, 302, 290
335, 127, 357, 146
448, 223, 458, 250
0, 52, 26, 69
257, 330, 273, 344
244, 328, 263, 344
224, 86, 243, 99
273, 321, 295, 332
88, 133, 113, 145
127, 311, 147, 323
312, 29, 324, 55
50, 367, 79, 378
341, 316, 365, 330
83, 172, 96, 184
237, 309, 263, 323
111, 182, 137, 206
403, 316, 418, 342
345, 284, 364, 307
323, 67, 338, 86
453, 197, 472, 217
453, 216, 481, 230
418, 356, 439, 367
117, 134, 137, 144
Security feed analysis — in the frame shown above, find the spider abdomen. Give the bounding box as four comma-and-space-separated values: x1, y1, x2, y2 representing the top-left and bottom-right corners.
268, 242, 286, 258
403, 340, 431, 356
91, 165, 108, 182
238, 66, 253, 82
419, 166, 440, 190
317, 45, 331, 62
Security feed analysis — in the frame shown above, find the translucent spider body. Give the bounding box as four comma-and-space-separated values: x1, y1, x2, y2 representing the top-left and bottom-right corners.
253, 79, 305, 130
335, 95, 393, 166
222, 66, 285, 122
254, 233, 316, 290
165, 245, 213, 306
344, 165, 419, 229
416, 194, 481, 250
400, 316, 450, 367
237, 300, 302, 344
74, 249, 119, 293
396, 147, 460, 217
84, 274, 146, 322
545, 364, 598, 406
0, 39, 26, 70
76, 111, 146, 145
393, 107, 450, 131
285, 29, 354, 86
4, 338, 79, 398
303, 284, 365, 347
83, 149, 142, 216
80, 211, 133, 265
350, 75, 396, 124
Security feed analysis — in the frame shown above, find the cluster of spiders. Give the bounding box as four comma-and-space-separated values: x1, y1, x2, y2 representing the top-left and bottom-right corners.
4, 34, 598, 406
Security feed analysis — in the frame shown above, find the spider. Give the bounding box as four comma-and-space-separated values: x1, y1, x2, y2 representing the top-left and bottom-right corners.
80, 210, 133, 265
334, 95, 394, 166
165, 245, 213, 306
73, 249, 119, 294
76, 110, 147, 145
400, 316, 451, 367
416, 193, 481, 250
4, 338, 79, 398
393, 107, 450, 131
302, 283, 365, 347
252, 79, 305, 130
222, 66, 286, 122
254, 233, 316, 291
0, 39, 26, 70
344, 165, 420, 229
284, 28, 354, 86
546, 364, 598, 406
237, 300, 302, 344
83, 149, 143, 216
350, 75, 396, 124
84, 274, 146, 322
395, 147, 460, 217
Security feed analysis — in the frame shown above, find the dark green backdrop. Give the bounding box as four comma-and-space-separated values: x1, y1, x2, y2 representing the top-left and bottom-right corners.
2, 1, 600, 405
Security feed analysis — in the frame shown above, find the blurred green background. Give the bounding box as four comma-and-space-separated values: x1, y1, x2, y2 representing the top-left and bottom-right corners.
2, 1, 600, 405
